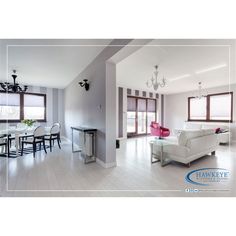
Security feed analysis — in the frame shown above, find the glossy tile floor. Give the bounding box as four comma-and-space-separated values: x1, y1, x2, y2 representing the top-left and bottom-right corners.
0, 137, 235, 197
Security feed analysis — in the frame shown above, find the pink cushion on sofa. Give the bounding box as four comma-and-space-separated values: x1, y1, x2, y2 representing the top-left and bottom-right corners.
215, 128, 221, 134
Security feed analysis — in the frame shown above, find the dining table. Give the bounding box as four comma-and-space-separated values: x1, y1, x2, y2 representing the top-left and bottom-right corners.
0, 126, 51, 157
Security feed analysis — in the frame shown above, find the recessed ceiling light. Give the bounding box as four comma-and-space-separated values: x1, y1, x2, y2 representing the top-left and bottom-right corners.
169, 74, 191, 81
195, 64, 227, 74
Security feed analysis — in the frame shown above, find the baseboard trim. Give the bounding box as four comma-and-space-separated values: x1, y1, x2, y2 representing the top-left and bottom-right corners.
62, 136, 117, 168
96, 158, 117, 168
116, 137, 127, 141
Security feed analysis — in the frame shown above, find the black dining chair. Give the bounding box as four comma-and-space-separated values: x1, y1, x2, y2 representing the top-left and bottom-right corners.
44, 124, 61, 152
0, 134, 9, 157
21, 126, 47, 158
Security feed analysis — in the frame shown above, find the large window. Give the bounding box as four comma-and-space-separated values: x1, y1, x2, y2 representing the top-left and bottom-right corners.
127, 96, 157, 136
188, 97, 207, 120
127, 97, 136, 133
0, 92, 46, 122
0, 93, 20, 121
209, 93, 232, 121
188, 92, 233, 122
24, 94, 45, 120
137, 98, 147, 134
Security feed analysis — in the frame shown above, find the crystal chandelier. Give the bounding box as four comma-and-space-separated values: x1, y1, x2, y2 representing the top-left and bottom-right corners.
195, 82, 207, 99
146, 65, 166, 91
0, 70, 28, 93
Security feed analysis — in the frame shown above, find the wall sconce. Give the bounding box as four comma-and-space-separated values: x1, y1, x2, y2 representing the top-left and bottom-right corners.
78, 79, 89, 91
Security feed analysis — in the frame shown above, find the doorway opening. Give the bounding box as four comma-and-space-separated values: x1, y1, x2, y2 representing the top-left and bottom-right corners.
127, 96, 157, 137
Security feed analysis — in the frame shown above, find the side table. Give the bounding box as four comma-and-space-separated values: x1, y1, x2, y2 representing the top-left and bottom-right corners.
149, 139, 172, 167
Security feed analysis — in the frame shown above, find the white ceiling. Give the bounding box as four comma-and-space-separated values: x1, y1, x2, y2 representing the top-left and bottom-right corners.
1, 39, 112, 88
1, 39, 235, 93
117, 39, 236, 94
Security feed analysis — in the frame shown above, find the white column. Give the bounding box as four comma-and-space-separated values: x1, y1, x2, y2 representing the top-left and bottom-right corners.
105, 62, 117, 167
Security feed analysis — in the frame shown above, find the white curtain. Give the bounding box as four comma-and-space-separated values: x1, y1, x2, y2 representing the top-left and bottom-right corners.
210, 94, 231, 119
190, 97, 207, 119
0, 93, 20, 106
24, 94, 44, 107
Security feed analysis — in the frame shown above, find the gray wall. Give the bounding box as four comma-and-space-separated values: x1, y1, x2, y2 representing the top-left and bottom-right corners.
64, 39, 132, 164
164, 84, 236, 141
27, 85, 65, 134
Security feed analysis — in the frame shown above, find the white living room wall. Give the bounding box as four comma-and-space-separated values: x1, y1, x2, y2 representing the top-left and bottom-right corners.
164, 84, 236, 141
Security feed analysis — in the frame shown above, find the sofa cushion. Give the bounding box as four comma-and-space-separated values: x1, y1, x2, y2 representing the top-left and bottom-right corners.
201, 124, 229, 131
202, 129, 215, 136
184, 123, 202, 130
177, 130, 203, 146
178, 129, 215, 146
215, 127, 221, 133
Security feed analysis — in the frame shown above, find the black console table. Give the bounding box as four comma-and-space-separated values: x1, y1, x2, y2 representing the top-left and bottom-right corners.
71, 126, 97, 164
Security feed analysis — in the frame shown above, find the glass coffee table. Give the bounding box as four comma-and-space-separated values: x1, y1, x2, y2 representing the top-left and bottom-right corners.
149, 138, 172, 167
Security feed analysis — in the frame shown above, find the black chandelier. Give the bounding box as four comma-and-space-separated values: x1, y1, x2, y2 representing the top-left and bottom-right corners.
0, 70, 28, 93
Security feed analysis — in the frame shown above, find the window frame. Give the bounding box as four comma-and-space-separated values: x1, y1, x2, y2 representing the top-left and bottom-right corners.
0, 91, 47, 123
188, 92, 233, 123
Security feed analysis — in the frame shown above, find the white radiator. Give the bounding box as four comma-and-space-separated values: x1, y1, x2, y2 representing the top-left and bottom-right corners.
85, 133, 93, 156
78, 132, 93, 156
78, 131, 84, 150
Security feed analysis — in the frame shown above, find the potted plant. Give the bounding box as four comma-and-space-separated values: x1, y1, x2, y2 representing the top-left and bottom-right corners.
22, 119, 36, 127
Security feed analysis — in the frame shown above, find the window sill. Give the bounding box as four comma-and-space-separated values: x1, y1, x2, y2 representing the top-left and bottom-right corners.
187, 119, 233, 123
0, 119, 47, 123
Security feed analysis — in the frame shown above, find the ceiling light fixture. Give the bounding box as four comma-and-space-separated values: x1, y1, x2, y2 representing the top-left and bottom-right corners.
0, 70, 28, 93
195, 64, 227, 74
169, 74, 191, 82
146, 65, 166, 91
194, 82, 207, 99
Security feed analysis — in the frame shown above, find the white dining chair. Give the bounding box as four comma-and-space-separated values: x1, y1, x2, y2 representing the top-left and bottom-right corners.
53, 123, 61, 143
21, 126, 47, 158
44, 124, 61, 152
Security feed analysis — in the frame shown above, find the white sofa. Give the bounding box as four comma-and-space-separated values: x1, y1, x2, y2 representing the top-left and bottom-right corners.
182, 123, 231, 144
152, 129, 219, 166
